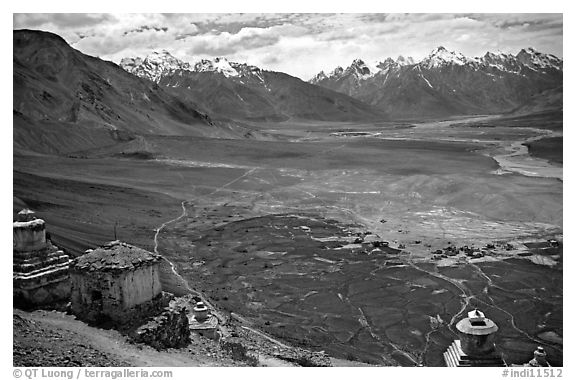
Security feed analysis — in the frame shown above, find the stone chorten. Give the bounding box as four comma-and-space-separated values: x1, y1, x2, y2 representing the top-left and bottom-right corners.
444, 309, 505, 366
13, 209, 71, 306
189, 301, 218, 339
527, 347, 551, 367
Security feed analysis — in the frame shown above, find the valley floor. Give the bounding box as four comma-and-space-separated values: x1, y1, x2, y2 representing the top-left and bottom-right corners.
13, 112, 563, 366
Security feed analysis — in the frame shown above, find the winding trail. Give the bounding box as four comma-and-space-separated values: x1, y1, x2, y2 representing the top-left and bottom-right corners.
153, 200, 196, 294
153, 195, 303, 349
152, 199, 230, 332
153, 166, 260, 294
151, 167, 267, 339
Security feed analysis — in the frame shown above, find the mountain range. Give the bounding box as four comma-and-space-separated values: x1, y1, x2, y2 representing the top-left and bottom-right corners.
14, 29, 386, 155
120, 51, 387, 122
309, 47, 562, 118
13, 29, 563, 155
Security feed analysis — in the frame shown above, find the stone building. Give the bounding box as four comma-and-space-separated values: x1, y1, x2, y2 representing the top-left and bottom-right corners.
444, 309, 505, 366
70, 240, 165, 323
13, 209, 71, 307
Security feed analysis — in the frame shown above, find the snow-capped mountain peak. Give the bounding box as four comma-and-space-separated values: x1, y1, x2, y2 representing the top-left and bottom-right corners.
480, 51, 520, 72
146, 50, 175, 62
119, 56, 143, 72
483, 51, 510, 60
308, 46, 562, 91
194, 57, 240, 77
120, 51, 270, 83
120, 50, 191, 83
376, 56, 416, 71
310, 70, 328, 83
344, 59, 378, 80
420, 46, 468, 69
396, 55, 415, 66
376, 58, 396, 71
330, 66, 344, 78
229, 62, 264, 79
516, 48, 563, 71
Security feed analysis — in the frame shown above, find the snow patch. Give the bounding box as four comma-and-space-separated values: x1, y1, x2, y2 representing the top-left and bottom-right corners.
419, 74, 433, 88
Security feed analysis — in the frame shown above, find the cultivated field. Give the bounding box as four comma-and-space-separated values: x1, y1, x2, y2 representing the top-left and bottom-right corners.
13, 112, 563, 366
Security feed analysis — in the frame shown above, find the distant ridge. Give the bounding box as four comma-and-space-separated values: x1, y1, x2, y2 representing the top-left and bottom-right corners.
120, 51, 389, 122
309, 46, 563, 118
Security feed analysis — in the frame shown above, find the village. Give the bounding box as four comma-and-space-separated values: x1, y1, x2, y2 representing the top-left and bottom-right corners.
13, 208, 553, 367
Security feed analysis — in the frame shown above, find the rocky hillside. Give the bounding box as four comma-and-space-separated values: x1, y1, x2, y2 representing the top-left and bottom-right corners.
13, 307, 364, 367
120, 51, 389, 122
13, 30, 253, 155
13, 309, 239, 367
310, 47, 563, 119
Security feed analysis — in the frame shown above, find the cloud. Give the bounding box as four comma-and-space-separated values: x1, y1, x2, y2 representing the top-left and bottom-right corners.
12, 13, 563, 80
124, 25, 169, 36
192, 14, 295, 34
179, 23, 308, 57
14, 13, 114, 29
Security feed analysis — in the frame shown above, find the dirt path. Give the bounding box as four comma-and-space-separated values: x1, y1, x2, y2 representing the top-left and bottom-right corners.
16, 310, 223, 367
152, 167, 266, 339
153, 200, 231, 337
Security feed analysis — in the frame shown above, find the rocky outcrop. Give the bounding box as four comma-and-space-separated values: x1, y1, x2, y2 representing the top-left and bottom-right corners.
133, 300, 190, 349
220, 337, 259, 366
274, 347, 332, 367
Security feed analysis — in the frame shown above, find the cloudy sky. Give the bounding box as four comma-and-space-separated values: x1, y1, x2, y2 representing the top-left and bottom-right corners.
13, 13, 563, 80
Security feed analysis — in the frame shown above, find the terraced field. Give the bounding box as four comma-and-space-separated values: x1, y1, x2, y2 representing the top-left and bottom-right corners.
157, 205, 562, 366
